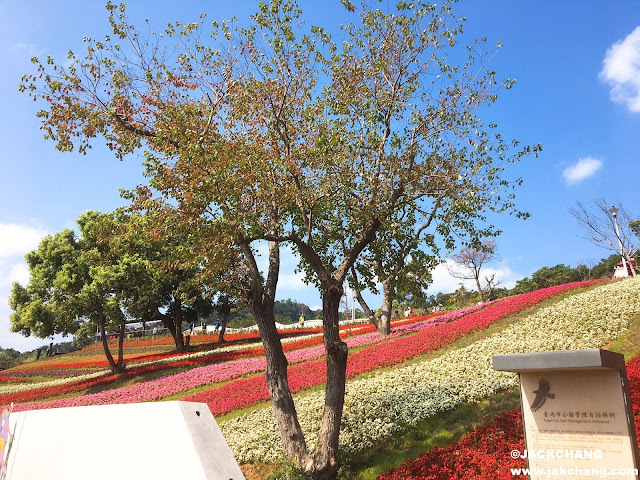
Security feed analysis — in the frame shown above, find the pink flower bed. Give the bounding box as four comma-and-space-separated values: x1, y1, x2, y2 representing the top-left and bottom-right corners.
11, 280, 603, 412
186, 281, 604, 415
11, 316, 445, 411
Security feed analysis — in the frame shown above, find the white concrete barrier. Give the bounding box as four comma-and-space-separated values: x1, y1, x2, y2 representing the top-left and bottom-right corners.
6, 402, 245, 480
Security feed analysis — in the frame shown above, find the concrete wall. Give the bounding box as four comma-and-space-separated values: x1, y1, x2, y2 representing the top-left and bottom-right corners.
6, 401, 245, 480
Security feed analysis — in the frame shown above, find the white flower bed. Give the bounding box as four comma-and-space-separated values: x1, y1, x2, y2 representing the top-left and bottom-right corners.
221, 277, 640, 462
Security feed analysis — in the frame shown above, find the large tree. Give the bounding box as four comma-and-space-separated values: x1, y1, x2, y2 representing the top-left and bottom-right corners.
21, 1, 538, 477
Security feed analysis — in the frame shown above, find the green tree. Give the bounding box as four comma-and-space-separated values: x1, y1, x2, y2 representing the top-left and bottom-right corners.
512, 276, 537, 294
0, 349, 21, 370
0, 352, 18, 370
590, 254, 623, 279
530, 264, 580, 289
8, 211, 147, 373
21, 1, 539, 477
350, 204, 440, 336
513, 264, 581, 293
212, 293, 244, 342
116, 210, 215, 352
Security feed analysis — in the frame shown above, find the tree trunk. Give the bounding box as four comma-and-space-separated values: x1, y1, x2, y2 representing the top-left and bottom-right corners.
219, 313, 229, 343
172, 299, 185, 352
97, 309, 126, 374
474, 276, 486, 302
218, 296, 231, 343
161, 315, 176, 339
116, 323, 126, 371
350, 267, 377, 328
353, 288, 377, 327
240, 237, 312, 470
377, 280, 392, 337
252, 303, 313, 470
151, 308, 185, 351
313, 279, 348, 480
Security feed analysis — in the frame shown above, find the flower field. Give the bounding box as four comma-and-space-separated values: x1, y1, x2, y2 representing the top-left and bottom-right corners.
0, 316, 439, 404
5, 311, 453, 410
220, 278, 639, 462
379, 409, 526, 479
1, 277, 636, 478
3, 280, 599, 413
186, 280, 606, 415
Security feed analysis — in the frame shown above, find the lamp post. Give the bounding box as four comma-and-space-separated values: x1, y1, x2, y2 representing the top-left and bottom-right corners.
610, 206, 629, 277
351, 287, 355, 323
343, 283, 355, 323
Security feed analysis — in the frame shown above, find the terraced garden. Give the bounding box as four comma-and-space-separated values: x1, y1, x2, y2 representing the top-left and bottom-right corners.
2, 277, 639, 479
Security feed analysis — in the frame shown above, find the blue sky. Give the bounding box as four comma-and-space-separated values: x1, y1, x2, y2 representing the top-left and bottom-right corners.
1, 1, 639, 351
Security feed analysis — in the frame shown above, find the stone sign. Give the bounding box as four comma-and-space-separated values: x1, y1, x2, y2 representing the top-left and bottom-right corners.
5, 401, 245, 480
493, 349, 639, 480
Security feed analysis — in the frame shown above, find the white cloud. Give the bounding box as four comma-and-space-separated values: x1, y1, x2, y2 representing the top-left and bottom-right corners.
0, 223, 48, 350
562, 157, 603, 185
0, 262, 30, 289
480, 264, 522, 290
600, 26, 640, 112
427, 259, 523, 294
427, 261, 471, 294
0, 223, 47, 259
277, 270, 309, 290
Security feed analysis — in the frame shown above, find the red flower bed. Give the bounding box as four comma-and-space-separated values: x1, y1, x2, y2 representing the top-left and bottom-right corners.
16, 333, 322, 373
83, 331, 265, 350
4, 281, 600, 408
17, 351, 184, 370
81, 315, 438, 350
378, 410, 526, 479
0, 376, 28, 383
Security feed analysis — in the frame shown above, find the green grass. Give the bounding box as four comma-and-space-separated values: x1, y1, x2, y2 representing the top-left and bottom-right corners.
606, 311, 640, 360
342, 389, 522, 480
